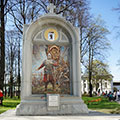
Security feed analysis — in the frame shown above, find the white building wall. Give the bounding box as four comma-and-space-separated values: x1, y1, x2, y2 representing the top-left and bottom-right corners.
81, 80, 89, 94
81, 79, 113, 95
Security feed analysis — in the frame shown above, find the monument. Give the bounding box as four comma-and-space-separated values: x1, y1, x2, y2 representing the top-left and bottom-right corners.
16, 4, 88, 115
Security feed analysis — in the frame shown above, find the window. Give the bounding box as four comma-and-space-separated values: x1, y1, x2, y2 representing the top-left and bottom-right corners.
105, 82, 107, 88
84, 83, 86, 88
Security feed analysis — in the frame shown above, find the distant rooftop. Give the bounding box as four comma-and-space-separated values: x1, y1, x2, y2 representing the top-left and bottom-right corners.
113, 82, 120, 86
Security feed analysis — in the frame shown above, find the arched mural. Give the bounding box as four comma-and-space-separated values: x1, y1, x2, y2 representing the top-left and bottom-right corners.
32, 45, 70, 94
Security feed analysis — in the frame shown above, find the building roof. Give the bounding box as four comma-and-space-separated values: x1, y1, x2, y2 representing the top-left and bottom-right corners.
113, 82, 120, 86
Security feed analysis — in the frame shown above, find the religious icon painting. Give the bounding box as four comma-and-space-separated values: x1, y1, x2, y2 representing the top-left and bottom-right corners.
44, 28, 59, 42
32, 44, 70, 94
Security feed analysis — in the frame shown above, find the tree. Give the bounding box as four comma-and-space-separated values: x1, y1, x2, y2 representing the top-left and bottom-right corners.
9, 0, 89, 34
83, 60, 113, 94
5, 30, 19, 98
0, 0, 8, 91
113, 4, 120, 66
0, 0, 16, 91
9, 0, 45, 34
73, 0, 91, 62
91, 60, 113, 92
17, 35, 21, 98
83, 16, 111, 97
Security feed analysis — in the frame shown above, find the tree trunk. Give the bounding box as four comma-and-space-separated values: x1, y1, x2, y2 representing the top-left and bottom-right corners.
10, 45, 14, 98
4, 75, 7, 97
88, 39, 92, 97
10, 73, 13, 98
101, 79, 103, 93
18, 38, 21, 98
89, 70, 92, 97
0, 0, 5, 91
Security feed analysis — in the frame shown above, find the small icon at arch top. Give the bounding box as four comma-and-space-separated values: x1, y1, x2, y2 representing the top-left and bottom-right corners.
44, 28, 58, 41
48, 32, 55, 41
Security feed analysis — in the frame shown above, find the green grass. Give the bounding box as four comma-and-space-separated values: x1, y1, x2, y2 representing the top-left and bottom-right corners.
0, 97, 20, 114
0, 96, 120, 114
82, 96, 120, 114
82, 96, 120, 109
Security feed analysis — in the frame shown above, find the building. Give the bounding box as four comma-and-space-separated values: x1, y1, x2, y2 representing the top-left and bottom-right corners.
81, 76, 113, 95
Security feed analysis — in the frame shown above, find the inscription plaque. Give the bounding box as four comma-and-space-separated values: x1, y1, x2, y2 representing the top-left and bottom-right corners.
47, 94, 59, 107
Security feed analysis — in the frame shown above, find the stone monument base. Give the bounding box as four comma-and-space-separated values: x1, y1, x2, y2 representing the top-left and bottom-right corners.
16, 96, 88, 115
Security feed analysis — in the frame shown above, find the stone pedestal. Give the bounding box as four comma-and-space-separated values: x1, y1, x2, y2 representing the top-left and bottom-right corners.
16, 96, 88, 115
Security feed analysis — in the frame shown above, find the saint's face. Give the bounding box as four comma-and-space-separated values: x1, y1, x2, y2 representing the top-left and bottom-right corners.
47, 54, 52, 60
50, 48, 60, 60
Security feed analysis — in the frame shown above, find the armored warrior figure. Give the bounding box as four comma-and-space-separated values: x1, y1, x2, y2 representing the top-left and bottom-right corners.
37, 53, 57, 91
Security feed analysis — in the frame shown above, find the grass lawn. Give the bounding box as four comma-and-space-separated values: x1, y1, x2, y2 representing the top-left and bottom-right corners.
82, 96, 120, 114
0, 97, 20, 114
0, 96, 120, 114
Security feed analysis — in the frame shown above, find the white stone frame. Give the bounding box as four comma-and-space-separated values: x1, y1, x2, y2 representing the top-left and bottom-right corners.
21, 14, 81, 100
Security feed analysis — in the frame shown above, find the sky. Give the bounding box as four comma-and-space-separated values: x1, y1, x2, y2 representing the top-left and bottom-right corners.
90, 0, 120, 82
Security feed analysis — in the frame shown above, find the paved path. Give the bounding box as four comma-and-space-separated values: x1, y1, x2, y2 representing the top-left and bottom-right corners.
0, 109, 120, 120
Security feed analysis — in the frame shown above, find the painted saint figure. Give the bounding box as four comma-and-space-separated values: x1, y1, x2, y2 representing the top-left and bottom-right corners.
32, 45, 70, 94
36, 53, 57, 91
